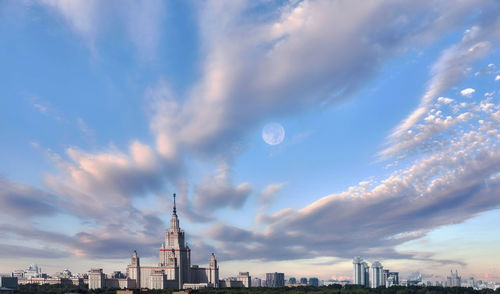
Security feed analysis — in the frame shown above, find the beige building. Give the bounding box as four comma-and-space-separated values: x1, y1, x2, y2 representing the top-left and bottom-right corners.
90, 194, 219, 290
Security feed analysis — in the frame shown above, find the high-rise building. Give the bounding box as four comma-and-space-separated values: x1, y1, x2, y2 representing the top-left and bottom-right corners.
352, 257, 370, 286
237, 272, 251, 287
91, 194, 219, 290
288, 277, 296, 284
308, 277, 319, 287
300, 277, 308, 285
266, 272, 285, 288
446, 270, 461, 287
353, 257, 363, 285
251, 277, 262, 287
370, 261, 384, 288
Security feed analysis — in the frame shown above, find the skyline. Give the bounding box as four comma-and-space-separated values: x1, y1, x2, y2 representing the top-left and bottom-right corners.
1, 0, 500, 282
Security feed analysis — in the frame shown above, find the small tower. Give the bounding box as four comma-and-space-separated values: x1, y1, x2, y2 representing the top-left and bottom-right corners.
209, 253, 219, 287
128, 250, 141, 289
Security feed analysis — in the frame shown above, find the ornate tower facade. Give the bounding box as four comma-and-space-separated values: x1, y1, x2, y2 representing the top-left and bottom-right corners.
127, 250, 141, 288
159, 194, 191, 288
208, 253, 219, 287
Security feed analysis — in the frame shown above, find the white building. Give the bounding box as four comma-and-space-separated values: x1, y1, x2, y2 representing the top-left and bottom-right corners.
370, 261, 384, 288
237, 272, 251, 287
252, 277, 261, 287
353, 257, 370, 286
91, 194, 219, 290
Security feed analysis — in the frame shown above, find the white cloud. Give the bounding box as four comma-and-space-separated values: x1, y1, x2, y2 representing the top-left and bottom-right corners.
382, 13, 500, 158
460, 88, 476, 97
495, 75, 500, 81
258, 183, 285, 207
208, 101, 500, 261
437, 97, 453, 105
150, 0, 498, 162
38, 0, 165, 59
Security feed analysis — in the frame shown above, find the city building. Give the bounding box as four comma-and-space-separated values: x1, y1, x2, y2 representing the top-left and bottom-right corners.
370, 261, 384, 288
266, 272, 285, 288
237, 272, 251, 287
288, 277, 296, 285
90, 194, 220, 290
299, 277, 308, 285
308, 277, 319, 287
387, 272, 399, 287
352, 257, 370, 286
0, 276, 18, 293
251, 277, 261, 287
447, 270, 461, 287
219, 277, 243, 288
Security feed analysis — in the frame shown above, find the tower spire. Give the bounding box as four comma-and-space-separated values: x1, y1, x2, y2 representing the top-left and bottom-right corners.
173, 193, 177, 215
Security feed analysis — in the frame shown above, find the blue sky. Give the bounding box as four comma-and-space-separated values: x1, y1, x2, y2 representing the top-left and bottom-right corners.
1, 0, 500, 282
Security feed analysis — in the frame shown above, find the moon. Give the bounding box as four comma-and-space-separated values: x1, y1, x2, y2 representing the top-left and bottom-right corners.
262, 122, 285, 145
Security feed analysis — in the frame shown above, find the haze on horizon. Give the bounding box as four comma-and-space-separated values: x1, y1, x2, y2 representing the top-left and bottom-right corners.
1, 0, 500, 282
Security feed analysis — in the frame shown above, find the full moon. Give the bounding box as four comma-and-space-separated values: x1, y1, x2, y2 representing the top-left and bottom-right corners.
262, 122, 285, 145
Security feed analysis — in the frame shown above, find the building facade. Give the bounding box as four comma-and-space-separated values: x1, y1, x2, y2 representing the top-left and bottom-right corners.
353, 257, 370, 287
91, 194, 219, 290
266, 272, 285, 288
237, 272, 251, 287
370, 261, 384, 288
447, 270, 461, 287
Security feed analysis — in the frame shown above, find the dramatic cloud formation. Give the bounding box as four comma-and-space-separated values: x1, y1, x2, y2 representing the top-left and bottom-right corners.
150, 0, 496, 161
384, 12, 500, 158
2, 1, 500, 277
207, 90, 500, 262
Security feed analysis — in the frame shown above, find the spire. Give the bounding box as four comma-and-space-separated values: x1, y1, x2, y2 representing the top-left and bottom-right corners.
169, 193, 180, 232
173, 193, 177, 215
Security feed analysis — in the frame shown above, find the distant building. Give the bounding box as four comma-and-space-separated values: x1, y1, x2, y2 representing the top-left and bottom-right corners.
383, 269, 389, 286
446, 270, 461, 287
370, 261, 383, 288
308, 277, 319, 287
300, 277, 308, 284
219, 277, 243, 288
352, 257, 370, 286
251, 277, 261, 287
288, 277, 296, 284
0, 276, 18, 292
266, 272, 284, 288
387, 272, 399, 287
237, 272, 251, 287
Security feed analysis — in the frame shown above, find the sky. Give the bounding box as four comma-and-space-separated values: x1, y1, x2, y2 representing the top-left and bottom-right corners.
1, 0, 500, 283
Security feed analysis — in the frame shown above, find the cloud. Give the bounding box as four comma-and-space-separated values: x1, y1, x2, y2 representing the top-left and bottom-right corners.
495, 75, 500, 81
382, 14, 500, 158
460, 88, 476, 98
192, 164, 252, 212
38, 0, 165, 59
0, 177, 60, 218
0, 223, 161, 259
0, 243, 71, 259
204, 91, 500, 263
149, 0, 498, 162
258, 183, 285, 207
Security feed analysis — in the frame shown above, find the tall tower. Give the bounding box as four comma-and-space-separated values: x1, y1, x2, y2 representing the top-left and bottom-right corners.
370, 261, 383, 288
209, 253, 219, 287
127, 250, 141, 289
353, 257, 363, 285
159, 193, 190, 289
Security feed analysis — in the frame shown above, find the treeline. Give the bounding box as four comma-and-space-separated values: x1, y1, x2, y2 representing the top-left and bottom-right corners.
17, 284, 500, 294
